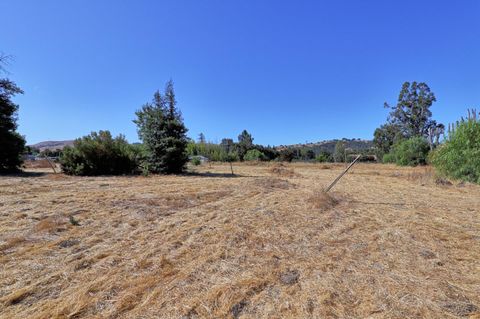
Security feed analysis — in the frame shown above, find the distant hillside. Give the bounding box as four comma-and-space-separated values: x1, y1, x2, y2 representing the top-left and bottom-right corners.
276, 138, 374, 154
29, 140, 74, 151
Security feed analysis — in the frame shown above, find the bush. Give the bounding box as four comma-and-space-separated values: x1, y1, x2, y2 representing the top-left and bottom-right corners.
226, 152, 239, 162
431, 120, 480, 183
382, 152, 396, 164
315, 151, 332, 163
191, 156, 201, 166
243, 149, 266, 161
61, 131, 140, 176
387, 137, 430, 166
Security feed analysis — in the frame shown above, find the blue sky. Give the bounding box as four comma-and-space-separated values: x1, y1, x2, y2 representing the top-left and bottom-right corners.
1, 1, 479, 145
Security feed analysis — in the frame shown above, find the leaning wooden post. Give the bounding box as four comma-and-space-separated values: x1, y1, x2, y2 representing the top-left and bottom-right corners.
324, 155, 361, 192
44, 157, 57, 174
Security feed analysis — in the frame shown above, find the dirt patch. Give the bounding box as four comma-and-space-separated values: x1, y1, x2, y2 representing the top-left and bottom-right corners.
23, 159, 54, 169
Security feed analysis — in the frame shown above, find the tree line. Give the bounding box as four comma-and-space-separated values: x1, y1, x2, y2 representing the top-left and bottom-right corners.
1, 55, 478, 182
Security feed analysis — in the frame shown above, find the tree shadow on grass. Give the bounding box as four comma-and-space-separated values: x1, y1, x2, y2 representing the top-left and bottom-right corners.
348, 199, 412, 207
0, 171, 48, 178
184, 171, 242, 178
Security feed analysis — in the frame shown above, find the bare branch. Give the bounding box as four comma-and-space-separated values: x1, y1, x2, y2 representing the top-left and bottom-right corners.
0, 52, 13, 74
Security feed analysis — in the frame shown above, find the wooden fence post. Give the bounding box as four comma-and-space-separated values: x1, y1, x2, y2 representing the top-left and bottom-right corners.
324, 155, 361, 192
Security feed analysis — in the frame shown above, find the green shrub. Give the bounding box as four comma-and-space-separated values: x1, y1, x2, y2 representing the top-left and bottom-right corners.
315, 152, 332, 163
431, 120, 480, 183
226, 152, 239, 162
243, 149, 266, 161
61, 131, 140, 176
386, 137, 430, 166
382, 153, 396, 164
191, 156, 201, 166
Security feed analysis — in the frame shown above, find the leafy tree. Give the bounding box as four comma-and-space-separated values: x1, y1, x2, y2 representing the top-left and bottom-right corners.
244, 149, 266, 161
385, 81, 437, 137
278, 149, 295, 162
134, 80, 189, 174
333, 141, 346, 162
0, 61, 25, 172
187, 142, 229, 161
290, 148, 315, 161
220, 138, 234, 153
373, 123, 404, 158
226, 152, 238, 175
253, 144, 278, 161
237, 129, 253, 160
61, 131, 140, 175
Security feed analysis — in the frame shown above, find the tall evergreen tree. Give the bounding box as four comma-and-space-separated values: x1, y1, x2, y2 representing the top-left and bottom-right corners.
0, 56, 26, 173
134, 80, 188, 174
198, 133, 206, 144
237, 130, 253, 160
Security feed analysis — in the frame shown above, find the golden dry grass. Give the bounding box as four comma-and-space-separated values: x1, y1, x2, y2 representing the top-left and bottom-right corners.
1, 162, 479, 318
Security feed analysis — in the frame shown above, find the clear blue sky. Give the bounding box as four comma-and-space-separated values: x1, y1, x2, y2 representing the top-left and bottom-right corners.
1, 1, 479, 145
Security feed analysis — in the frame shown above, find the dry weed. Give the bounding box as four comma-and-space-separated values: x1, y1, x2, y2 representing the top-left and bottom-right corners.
0, 163, 479, 318
252, 177, 292, 191
23, 159, 53, 169
308, 192, 340, 210
268, 164, 298, 177
0, 287, 33, 306
0, 236, 26, 252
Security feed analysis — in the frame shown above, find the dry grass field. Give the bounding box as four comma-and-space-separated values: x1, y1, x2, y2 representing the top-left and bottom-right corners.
1, 162, 479, 318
